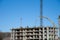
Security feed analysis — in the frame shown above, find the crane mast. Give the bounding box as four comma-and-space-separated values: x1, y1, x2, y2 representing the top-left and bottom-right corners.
40, 0, 43, 27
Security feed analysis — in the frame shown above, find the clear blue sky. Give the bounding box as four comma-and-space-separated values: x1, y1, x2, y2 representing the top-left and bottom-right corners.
0, 0, 60, 32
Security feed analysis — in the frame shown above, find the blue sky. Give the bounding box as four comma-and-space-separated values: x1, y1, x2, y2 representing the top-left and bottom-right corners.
0, 0, 60, 32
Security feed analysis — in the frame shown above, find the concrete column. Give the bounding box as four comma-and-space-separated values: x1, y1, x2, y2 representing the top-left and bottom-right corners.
13, 30, 15, 40
53, 28, 55, 40
47, 27, 49, 40
10, 31, 12, 40
23, 30, 26, 40
39, 28, 41, 40
43, 27, 44, 40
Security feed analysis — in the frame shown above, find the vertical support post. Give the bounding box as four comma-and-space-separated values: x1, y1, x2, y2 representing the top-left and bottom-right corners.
47, 27, 49, 40
43, 28, 44, 40
58, 16, 60, 39
10, 31, 12, 40
40, 0, 43, 27
53, 27, 55, 40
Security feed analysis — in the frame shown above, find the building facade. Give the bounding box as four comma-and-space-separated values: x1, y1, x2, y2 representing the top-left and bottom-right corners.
11, 27, 58, 40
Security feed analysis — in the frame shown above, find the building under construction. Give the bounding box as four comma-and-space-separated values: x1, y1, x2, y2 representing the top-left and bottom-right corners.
10, 27, 58, 40
10, 0, 59, 40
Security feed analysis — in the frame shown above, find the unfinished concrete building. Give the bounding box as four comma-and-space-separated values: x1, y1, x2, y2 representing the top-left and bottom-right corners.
10, 0, 59, 40
10, 27, 58, 40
